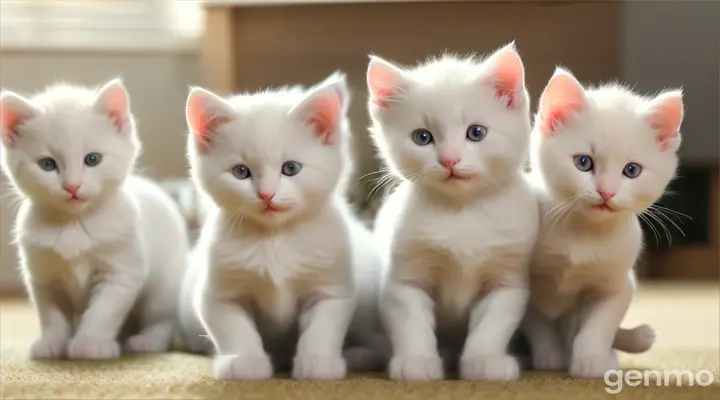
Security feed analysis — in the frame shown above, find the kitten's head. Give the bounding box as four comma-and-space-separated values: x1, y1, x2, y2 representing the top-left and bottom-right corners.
531, 68, 683, 220
186, 72, 350, 227
367, 43, 531, 197
0, 79, 140, 214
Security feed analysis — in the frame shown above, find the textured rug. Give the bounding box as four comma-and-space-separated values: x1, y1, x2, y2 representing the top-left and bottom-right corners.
1, 282, 718, 399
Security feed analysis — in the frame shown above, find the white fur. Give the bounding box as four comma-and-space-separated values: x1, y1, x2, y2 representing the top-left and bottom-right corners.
368, 44, 539, 381
525, 70, 680, 378
181, 72, 387, 380
0, 81, 188, 359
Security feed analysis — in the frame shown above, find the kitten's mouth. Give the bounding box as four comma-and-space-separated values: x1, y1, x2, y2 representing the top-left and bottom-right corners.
262, 204, 286, 214
66, 196, 86, 203
445, 171, 471, 181
591, 203, 614, 212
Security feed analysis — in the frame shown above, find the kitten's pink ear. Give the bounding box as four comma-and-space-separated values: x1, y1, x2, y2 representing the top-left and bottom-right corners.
483, 42, 527, 109
537, 68, 588, 136
186, 87, 233, 152
0, 91, 37, 147
642, 90, 684, 152
94, 78, 131, 134
290, 73, 349, 145
367, 56, 409, 110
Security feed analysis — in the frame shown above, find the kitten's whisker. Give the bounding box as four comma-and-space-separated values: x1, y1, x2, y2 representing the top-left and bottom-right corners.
546, 197, 577, 235
222, 206, 243, 232
651, 204, 692, 221
358, 169, 392, 182
644, 210, 672, 245
649, 207, 686, 237
638, 212, 661, 247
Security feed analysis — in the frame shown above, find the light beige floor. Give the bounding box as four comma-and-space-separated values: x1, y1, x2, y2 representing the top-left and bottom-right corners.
1, 282, 718, 399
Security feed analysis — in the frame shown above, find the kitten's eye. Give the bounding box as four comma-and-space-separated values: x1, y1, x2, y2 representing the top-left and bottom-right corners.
411, 129, 433, 146
84, 152, 103, 167
573, 154, 594, 172
281, 161, 303, 177
231, 164, 251, 179
37, 157, 58, 172
466, 125, 488, 142
623, 162, 642, 179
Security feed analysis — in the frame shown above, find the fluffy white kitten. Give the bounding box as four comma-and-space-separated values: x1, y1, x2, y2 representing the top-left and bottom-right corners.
368, 43, 539, 381
524, 68, 683, 378
0, 80, 189, 359
182, 72, 386, 380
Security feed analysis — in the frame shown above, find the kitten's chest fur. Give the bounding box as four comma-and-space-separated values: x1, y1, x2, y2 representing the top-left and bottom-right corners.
210, 215, 350, 330
18, 197, 135, 261
531, 216, 642, 318
393, 183, 537, 321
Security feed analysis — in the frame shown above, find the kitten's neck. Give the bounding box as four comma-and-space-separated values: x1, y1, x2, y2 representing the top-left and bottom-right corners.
563, 207, 636, 236
29, 190, 121, 225
416, 170, 521, 208
218, 198, 331, 236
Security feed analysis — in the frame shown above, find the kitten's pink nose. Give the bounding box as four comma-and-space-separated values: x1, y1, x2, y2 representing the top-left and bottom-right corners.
64, 184, 80, 195
439, 158, 460, 170
258, 191, 275, 204
598, 190, 615, 202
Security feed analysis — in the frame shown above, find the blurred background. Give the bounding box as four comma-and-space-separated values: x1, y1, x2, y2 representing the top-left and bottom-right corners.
0, 0, 718, 293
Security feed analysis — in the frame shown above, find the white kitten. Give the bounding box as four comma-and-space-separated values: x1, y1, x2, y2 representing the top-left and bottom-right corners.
0, 80, 189, 359
182, 72, 386, 380
367, 43, 539, 381
524, 68, 682, 378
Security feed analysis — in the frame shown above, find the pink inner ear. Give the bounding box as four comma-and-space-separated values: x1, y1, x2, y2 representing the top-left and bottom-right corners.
487, 49, 524, 108
0, 107, 22, 146
187, 95, 229, 152
306, 92, 341, 145
647, 95, 683, 151
367, 60, 405, 110
538, 74, 586, 136
101, 86, 130, 132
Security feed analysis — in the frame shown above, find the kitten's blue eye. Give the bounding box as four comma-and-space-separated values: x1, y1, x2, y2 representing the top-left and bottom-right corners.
281, 161, 303, 177
466, 124, 488, 142
623, 162, 642, 179
573, 154, 593, 172
84, 152, 103, 167
231, 164, 251, 179
37, 157, 58, 172
411, 129, 433, 146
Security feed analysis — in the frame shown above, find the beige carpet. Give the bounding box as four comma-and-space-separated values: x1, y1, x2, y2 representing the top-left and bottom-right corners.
1, 282, 718, 399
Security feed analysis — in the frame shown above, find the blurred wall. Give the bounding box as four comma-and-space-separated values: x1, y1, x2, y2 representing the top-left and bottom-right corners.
0, 51, 200, 289
622, 0, 720, 165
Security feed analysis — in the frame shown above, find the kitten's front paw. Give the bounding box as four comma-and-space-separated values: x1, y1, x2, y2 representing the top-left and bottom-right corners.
570, 352, 619, 379
67, 336, 121, 360
213, 354, 273, 380
292, 354, 347, 380
124, 334, 169, 354
389, 355, 444, 381
460, 354, 520, 381
30, 334, 69, 359
532, 348, 567, 371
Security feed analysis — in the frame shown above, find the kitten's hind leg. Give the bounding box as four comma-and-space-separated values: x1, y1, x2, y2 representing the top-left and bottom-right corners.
521, 308, 567, 371
124, 281, 177, 353
125, 320, 174, 353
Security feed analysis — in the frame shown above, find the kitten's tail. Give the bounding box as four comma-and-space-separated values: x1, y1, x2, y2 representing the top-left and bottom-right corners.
613, 324, 656, 353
